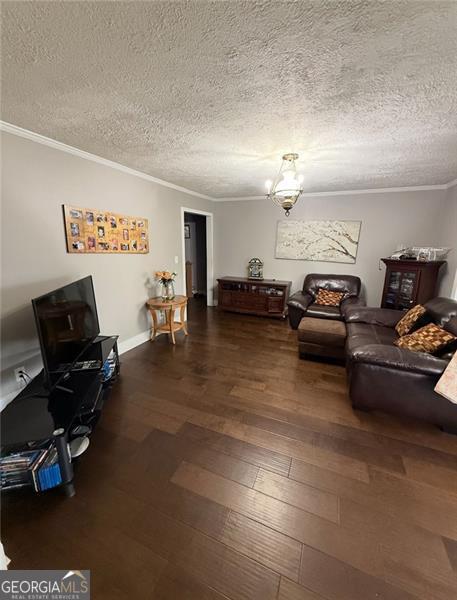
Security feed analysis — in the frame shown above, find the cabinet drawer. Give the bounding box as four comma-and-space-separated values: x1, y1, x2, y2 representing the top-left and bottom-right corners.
251, 296, 269, 310
231, 292, 248, 306
268, 297, 284, 313
233, 293, 267, 310
220, 290, 232, 306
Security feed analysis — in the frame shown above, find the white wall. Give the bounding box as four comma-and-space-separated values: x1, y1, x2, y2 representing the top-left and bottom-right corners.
437, 183, 457, 298
1, 131, 214, 404
214, 190, 449, 306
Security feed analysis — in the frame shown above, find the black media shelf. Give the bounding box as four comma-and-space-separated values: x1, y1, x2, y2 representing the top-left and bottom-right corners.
1, 335, 120, 497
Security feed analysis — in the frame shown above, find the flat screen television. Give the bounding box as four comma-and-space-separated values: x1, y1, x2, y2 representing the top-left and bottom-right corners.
32, 276, 100, 385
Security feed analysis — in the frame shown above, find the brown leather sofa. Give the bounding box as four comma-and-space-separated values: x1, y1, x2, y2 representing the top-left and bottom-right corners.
344, 297, 457, 433
287, 273, 364, 329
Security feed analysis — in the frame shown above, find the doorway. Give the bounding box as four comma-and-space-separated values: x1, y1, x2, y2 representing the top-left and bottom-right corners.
180, 207, 214, 306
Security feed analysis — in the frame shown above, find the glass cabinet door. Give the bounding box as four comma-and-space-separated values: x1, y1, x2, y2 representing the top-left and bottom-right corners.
384, 269, 418, 309
384, 271, 401, 308
398, 272, 417, 309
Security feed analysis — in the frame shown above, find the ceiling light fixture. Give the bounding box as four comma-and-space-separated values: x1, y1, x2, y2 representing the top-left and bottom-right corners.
265, 153, 304, 216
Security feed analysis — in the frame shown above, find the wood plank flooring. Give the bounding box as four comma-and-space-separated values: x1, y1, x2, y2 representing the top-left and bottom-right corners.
3, 299, 457, 599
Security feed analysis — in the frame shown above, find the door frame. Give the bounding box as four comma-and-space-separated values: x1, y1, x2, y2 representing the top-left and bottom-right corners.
180, 207, 215, 306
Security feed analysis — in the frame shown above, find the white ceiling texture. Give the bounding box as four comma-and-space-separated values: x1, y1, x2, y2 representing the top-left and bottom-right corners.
2, 0, 457, 198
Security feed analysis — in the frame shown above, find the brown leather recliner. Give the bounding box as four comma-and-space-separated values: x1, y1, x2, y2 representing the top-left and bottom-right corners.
287, 273, 364, 329
344, 297, 457, 433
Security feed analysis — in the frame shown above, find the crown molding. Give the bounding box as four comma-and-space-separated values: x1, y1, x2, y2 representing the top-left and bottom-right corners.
215, 181, 456, 201
0, 121, 215, 202
2, 120, 455, 200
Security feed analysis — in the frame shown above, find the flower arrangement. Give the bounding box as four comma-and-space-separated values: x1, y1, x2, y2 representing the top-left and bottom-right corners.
155, 270, 177, 301
155, 270, 176, 284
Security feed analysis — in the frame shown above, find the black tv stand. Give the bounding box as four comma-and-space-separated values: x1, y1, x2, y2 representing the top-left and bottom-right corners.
55, 384, 74, 394
1, 335, 120, 497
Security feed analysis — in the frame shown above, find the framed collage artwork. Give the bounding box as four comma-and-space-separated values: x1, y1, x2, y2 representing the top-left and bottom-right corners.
63, 205, 149, 254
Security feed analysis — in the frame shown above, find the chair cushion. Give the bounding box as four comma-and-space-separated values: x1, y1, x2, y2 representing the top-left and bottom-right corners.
298, 317, 346, 347
315, 288, 344, 306
305, 304, 342, 321
395, 323, 456, 355
395, 304, 427, 336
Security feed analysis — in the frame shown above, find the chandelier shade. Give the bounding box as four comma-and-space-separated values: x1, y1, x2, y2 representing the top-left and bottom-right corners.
266, 153, 303, 216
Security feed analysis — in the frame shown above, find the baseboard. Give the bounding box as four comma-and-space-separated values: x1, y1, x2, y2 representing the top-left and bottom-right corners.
117, 330, 151, 354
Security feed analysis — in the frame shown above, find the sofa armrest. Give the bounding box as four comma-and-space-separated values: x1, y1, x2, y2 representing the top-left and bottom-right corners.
287, 291, 313, 312
287, 291, 313, 329
343, 306, 403, 328
349, 344, 448, 377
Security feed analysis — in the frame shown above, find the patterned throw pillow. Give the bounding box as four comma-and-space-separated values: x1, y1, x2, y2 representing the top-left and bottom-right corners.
315, 288, 344, 306
395, 323, 456, 354
395, 304, 427, 337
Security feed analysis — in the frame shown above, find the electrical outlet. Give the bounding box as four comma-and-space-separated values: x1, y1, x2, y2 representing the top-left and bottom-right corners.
14, 367, 26, 384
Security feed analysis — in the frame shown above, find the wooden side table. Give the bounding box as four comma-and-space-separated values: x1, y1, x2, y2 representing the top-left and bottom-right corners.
146, 295, 188, 344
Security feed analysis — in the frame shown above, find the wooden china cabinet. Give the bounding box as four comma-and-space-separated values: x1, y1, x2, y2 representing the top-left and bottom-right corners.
381, 259, 445, 310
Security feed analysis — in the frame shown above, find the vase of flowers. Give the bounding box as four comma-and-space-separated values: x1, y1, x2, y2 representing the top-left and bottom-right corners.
155, 270, 176, 301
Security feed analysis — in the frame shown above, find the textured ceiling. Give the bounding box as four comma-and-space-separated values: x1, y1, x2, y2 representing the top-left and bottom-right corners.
2, 1, 457, 198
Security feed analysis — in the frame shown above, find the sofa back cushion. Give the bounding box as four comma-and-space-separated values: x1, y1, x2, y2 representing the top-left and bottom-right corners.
445, 317, 457, 337
424, 297, 457, 327
304, 274, 361, 299
441, 317, 457, 358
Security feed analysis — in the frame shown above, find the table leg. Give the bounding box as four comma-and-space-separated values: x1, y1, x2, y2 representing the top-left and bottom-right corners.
169, 307, 176, 344
150, 309, 158, 341
180, 304, 188, 335
62, 481, 76, 497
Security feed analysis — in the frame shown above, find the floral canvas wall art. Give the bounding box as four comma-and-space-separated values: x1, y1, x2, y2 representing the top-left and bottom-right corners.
275, 220, 361, 263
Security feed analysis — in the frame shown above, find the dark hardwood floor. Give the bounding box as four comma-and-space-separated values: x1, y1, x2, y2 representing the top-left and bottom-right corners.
3, 299, 457, 599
